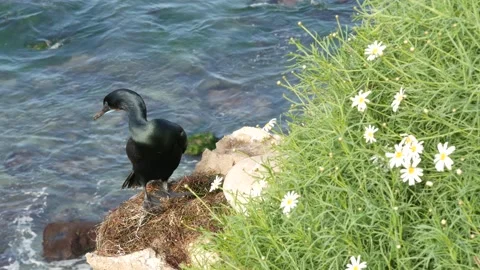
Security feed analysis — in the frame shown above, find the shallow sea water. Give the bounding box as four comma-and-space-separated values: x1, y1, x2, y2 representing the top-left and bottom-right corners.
0, 0, 357, 268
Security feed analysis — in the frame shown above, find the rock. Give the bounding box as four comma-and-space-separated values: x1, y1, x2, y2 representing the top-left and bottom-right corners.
86, 126, 282, 269
230, 126, 280, 145
194, 149, 247, 175
86, 248, 175, 270
194, 126, 281, 175
42, 221, 97, 261
25, 38, 65, 50
223, 155, 277, 212
198, 78, 239, 93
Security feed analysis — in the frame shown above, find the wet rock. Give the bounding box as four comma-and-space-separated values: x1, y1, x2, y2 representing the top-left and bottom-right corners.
42, 221, 97, 261
86, 248, 176, 270
49, 208, 81, 222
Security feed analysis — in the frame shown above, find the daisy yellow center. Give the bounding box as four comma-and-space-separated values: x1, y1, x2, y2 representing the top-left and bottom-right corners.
408, 167, 415, 174
368, 132, 373, 138
287, 199, 293, 205
395, 151, 402, 158
359, 97, 365, 103
353, 266, 359, 270
405, 138, 411, 144
411, 145, 417, 152
372, 47, 378, 55
440, 153, 447, 161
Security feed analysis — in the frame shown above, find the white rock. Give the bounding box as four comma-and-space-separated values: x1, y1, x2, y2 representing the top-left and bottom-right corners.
85, 248, 175, 270
231, 126, 271, 142
195, 126, 281, 176
194, 149, 247, 175
223, 154, 277, 212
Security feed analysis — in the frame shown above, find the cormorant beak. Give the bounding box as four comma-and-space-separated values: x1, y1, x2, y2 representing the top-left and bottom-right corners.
93, 104, 112, 120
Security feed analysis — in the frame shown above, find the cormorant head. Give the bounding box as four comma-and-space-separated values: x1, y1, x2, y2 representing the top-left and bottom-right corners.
93, 89, 147, 120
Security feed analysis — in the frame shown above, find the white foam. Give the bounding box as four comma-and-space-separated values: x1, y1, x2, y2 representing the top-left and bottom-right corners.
249, 3, 275, 7
88, 178, 109, 207
11, 215, 43, 267
6, 187, 48, 268
2, 260, 19, 270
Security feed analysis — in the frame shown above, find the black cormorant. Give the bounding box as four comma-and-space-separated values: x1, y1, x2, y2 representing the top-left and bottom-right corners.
93, 89, 188, 209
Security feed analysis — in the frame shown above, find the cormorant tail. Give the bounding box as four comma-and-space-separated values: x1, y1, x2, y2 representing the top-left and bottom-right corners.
122, 171, 141, 189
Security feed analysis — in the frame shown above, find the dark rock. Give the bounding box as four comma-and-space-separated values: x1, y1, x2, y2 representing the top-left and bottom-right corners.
43, 221, 98, 261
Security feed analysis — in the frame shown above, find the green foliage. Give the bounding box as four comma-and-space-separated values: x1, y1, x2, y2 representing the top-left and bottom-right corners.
192, 0, 480, 269
186, 132, 218, 156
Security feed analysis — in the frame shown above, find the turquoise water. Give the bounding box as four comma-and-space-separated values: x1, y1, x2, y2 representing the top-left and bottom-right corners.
0, 0, 357, 269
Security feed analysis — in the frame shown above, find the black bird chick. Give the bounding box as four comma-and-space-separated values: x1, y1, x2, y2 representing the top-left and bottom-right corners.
94, 89, 188, 210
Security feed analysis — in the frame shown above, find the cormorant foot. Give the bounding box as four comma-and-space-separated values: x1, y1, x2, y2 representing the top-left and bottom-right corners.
152, 190, 193, 199
167, 191, 193, 198
142, 198, 162, 211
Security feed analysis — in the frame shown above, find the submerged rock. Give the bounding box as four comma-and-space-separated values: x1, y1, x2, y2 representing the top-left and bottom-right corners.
25, 39, 65, 50
42, 221, 97, 261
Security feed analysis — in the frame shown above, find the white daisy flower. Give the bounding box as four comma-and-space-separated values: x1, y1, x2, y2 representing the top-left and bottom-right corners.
350, 90, 372, 112
405, 140, 424, 161
262, 118, 277, 132
400, 134, 418, 146
363, 125, 378, 144
280, 191, 300, 214
365, 40, 386, 61
385, 143, 406, 168
434, 142, 455, 171
250, 179, 268, 197
400, 158, 423, 185
391, 87, 407, 112
345, 255, 367, 270
209, 175, 223, 192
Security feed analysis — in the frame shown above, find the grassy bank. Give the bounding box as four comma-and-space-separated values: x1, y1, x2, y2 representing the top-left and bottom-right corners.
193, 0, 480, 269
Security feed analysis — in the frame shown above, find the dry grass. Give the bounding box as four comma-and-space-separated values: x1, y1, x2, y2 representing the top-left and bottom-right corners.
95, 173, 227, 268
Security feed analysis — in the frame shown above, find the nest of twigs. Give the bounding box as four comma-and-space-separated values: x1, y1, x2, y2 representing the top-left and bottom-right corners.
95, 173, 226, 268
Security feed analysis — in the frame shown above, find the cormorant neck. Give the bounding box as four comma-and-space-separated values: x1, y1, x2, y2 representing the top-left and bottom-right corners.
123, 101, 149, 143
127, 105, 147, 127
